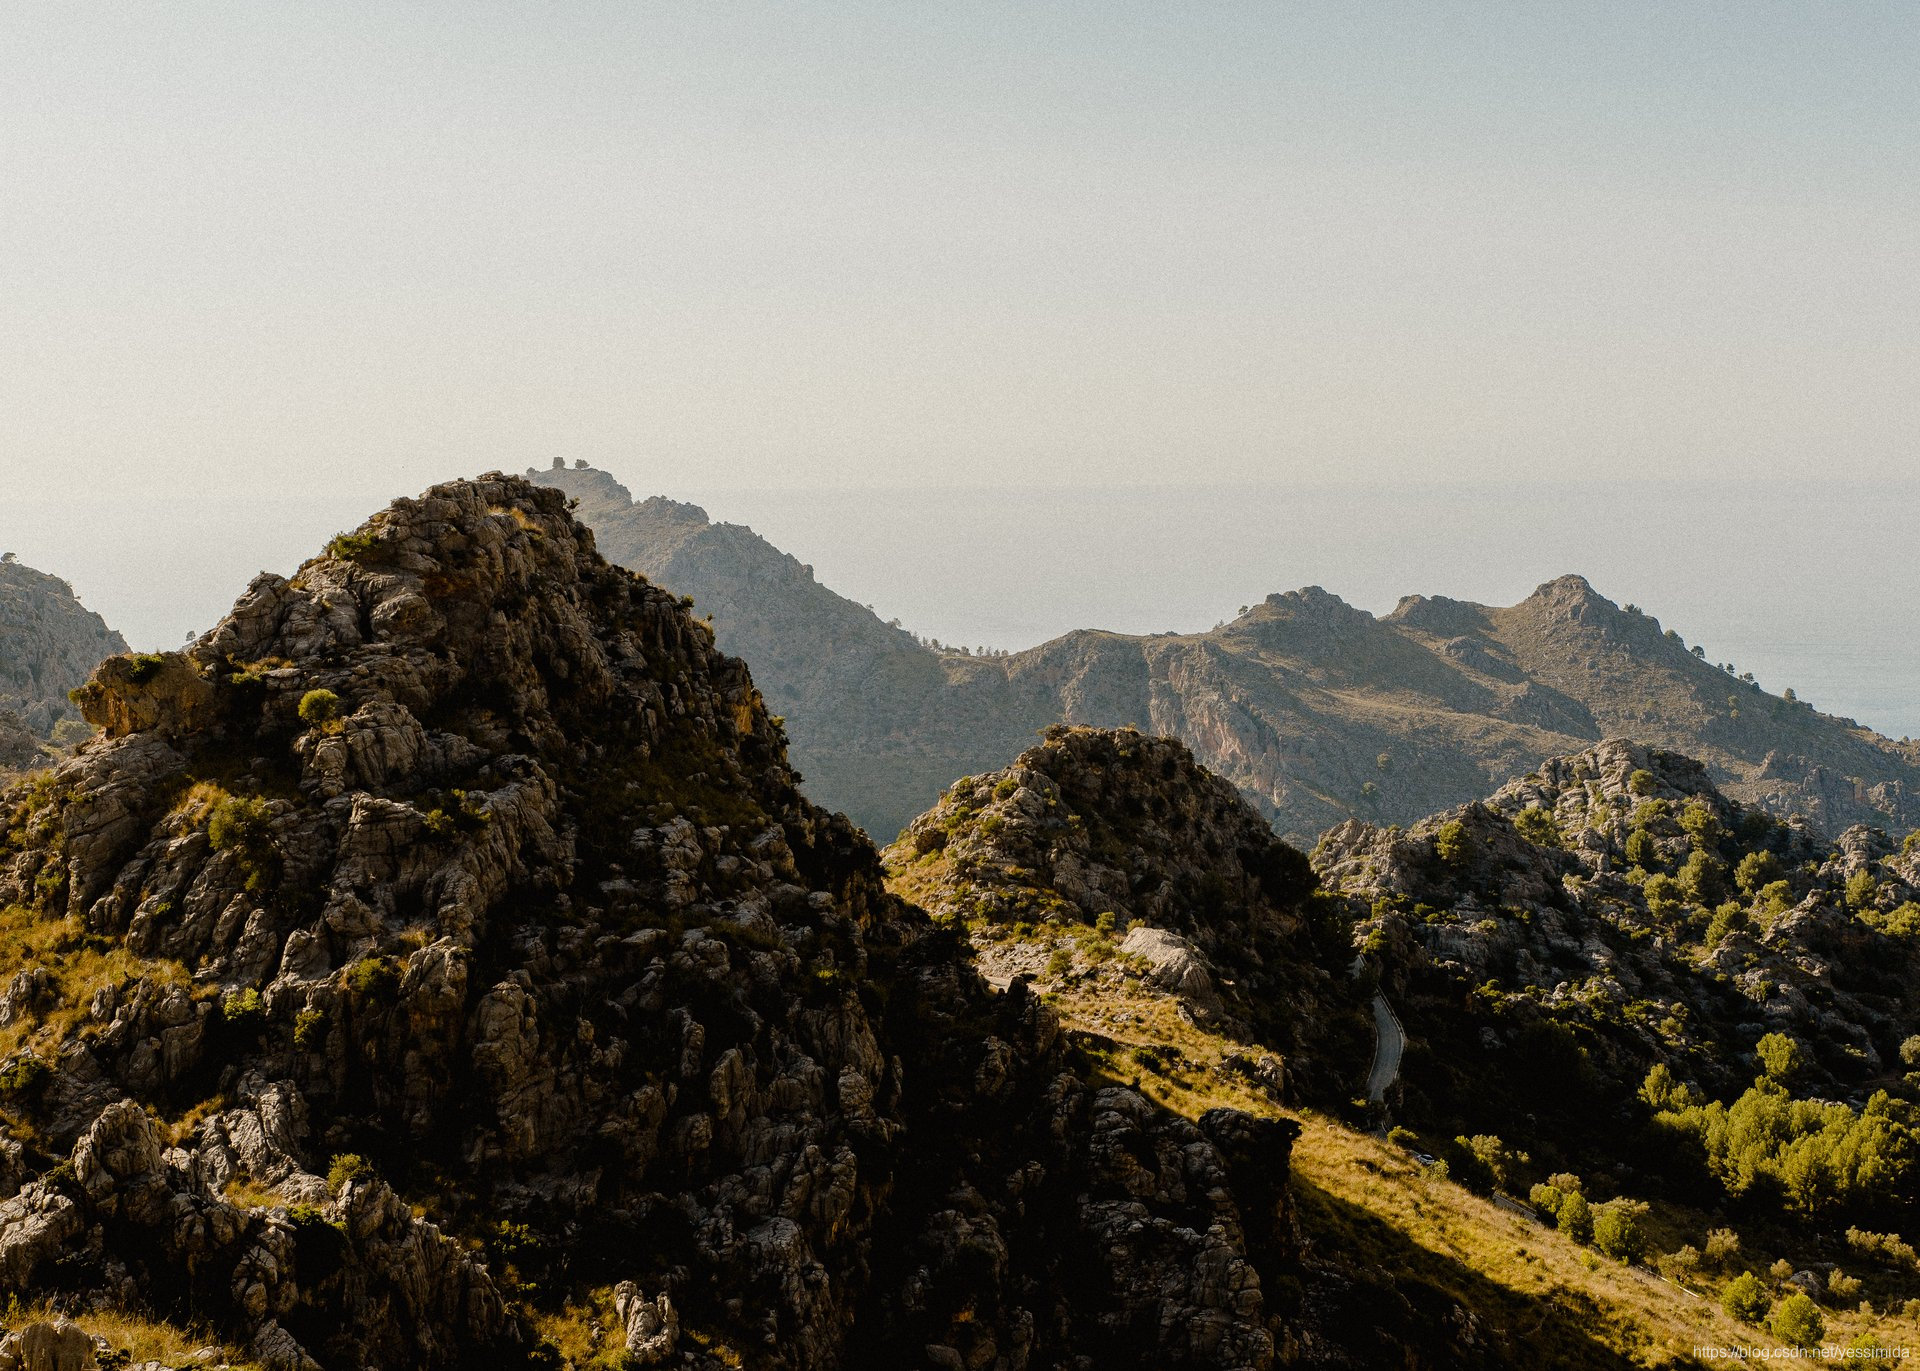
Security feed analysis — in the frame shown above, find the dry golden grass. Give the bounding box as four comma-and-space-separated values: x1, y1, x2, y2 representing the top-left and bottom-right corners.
171, 779, 231, 825
959, 920, 1920, 1367
220, 1174, 282, 1210
0, 905, 190, 1064
529, 1288, 628, 1370
2, 1295, 256, 1368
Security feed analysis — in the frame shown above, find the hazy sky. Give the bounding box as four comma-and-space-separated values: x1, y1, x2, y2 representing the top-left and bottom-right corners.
5, 2, 1918, 497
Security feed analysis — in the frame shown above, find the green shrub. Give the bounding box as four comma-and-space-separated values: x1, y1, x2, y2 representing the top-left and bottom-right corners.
124, 653, 170, 685
1755, 1031, 1806, 1083
1679, 799, 1724, 847
1846, 868, 1880, 911
294, 1008, 328, 1051
1639, 1063, 1682, 1111
1528, 1181, 1565, 1214
1592, 1203, 1647, 1263
1757, 879, 1796, 921
1735, 850, 1781, 895
1678, 850, 1726, 906
1721, 1271, 1770, 1324
1864, 901, 1920, 937
1624, 829, 1659, 870
1653, 1079, 1912, 1217
1513, 806, 1561, 846
1628, 769, 1656, 796
1769, 1292, 1823, 1349
1706, 902, 1749, 946
1452, 1134, 1525, 1192
326, 530, 378, 561
0, 1054, 50, 1097
1631, 798, 1672, 828
347, 956, 400, 999
208, 795, 273, 853
327, 1154, 374, 1193
1435, 820, 1471, 866
286, 1203, 337, 1235
1555, 1191, 1593, 1244
298, 689, 344, 728
222, 988, 265, 1029
1703, 1227, 1741, 1268
1642, 873, 1684, 921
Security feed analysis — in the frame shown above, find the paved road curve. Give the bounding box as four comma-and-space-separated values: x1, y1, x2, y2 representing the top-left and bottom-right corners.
1365, 992, 1405, 1104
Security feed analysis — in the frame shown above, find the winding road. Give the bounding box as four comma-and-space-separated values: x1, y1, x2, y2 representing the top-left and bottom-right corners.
1364, 991, 1405, 1104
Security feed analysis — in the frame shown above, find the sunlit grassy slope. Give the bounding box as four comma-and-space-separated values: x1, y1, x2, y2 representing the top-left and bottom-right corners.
1000, 951, 1917, 1368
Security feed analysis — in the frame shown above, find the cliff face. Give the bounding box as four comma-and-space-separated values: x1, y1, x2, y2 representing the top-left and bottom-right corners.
0, 478, 1308, 1371
0, 556, 127, 738
533, 467, 1920, 847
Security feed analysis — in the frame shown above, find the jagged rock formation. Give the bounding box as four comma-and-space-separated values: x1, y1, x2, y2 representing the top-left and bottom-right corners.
885, 727, 1361, 1097
533, 465, 1920, 846
0, 478, 1315, 1370
0, 557, 126, 739
1313, 738, 1920, 1163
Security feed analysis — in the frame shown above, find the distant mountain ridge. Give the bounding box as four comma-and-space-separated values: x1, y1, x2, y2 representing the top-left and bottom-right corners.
533, 463, 1920, 845
0, 552, 127, 740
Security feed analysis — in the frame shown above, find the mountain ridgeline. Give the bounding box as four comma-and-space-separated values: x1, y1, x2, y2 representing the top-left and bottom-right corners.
1, 473, 1917, 1366
531, 464, 1920, 848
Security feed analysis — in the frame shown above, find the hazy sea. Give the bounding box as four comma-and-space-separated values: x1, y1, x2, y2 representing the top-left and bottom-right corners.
9, 480, 1917, 741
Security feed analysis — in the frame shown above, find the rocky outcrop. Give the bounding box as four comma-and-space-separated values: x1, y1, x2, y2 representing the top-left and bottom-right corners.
0, 557, 126, 740
886, 727, 1359, 1104
0, 479, 1313, 1370
1313, 738, 1920, 1139
534, 466, 1920, 846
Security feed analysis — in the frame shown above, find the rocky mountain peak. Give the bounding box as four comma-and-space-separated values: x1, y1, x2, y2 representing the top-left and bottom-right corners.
521, 459, 637, 515
1385, 592, 1488, 637
885, 726, 1353, 1094
1510, 571, 1640, 636
1257, 584, 1372, 625
0, 480, 1321, 1370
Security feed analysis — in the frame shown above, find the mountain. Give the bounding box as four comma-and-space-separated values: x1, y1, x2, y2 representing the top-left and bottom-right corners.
530, 464, 1920, 847
0, 554, 127, 741
885, 728, 1920, 1362
0, 475, 1342, 1371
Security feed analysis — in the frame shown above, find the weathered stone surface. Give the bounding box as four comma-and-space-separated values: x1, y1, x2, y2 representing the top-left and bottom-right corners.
0, 1320, 98, 1371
